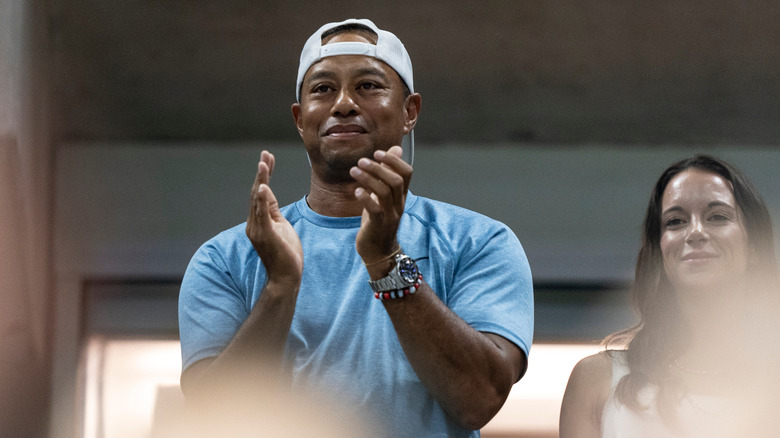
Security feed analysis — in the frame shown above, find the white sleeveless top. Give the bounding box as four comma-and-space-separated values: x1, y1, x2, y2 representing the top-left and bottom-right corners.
601, 352, 744, 438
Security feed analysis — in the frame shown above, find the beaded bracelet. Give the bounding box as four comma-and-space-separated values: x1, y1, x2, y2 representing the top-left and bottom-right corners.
374, 273, 424, 300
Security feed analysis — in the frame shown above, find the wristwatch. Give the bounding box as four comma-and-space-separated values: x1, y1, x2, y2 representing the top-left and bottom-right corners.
368, 253, 420, 293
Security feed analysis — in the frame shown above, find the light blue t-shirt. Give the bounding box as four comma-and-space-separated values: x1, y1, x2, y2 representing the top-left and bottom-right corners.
179, 192, 534, 437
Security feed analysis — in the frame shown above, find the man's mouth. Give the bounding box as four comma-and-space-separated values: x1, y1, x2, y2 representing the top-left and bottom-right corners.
324, 124, 366, 137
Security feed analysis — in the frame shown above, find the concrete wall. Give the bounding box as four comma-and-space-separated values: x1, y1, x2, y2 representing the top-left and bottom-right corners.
46, 1, 780, 145
54, 143, 780, 283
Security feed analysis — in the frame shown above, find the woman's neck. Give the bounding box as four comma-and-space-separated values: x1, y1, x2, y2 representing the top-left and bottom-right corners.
674, 286, 745, 380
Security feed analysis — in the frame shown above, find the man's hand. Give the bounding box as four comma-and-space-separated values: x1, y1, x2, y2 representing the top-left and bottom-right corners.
182, 151, 302, 400
349, 146, 412, 265
246, 150, 303, 286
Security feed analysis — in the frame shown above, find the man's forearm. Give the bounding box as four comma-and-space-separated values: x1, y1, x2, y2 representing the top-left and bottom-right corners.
180, 278, 300, 399
382, 283, 525, 430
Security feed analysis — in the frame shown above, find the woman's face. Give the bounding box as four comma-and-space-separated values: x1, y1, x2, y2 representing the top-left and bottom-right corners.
660, 169, 750, 294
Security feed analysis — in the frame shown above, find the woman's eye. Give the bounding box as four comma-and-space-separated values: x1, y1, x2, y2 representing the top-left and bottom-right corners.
709, 213, 729, 221
665, 218, 684, 227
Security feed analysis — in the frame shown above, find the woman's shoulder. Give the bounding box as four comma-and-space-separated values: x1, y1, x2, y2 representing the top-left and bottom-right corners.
573, 350, 618, 378
560, 350, 618, 438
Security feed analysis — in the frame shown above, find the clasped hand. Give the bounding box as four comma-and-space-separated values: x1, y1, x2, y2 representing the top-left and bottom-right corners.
246, 150, 304, 286
350, 145, 412, 265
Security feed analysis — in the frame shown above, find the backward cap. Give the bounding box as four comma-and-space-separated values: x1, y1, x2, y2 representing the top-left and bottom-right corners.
295, 18, 414, 102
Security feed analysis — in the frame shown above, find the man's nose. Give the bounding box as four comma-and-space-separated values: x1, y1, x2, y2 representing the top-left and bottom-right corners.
332, 88, 358, 116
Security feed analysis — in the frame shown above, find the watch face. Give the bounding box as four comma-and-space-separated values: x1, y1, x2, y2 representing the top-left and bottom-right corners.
398, 257, 419, 284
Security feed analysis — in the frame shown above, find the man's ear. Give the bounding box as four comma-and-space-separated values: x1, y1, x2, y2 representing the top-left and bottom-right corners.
403, 93, 422, 134
291, 103, 304, 138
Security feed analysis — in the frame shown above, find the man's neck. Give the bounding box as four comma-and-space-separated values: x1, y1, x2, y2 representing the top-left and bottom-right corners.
306, 179, 365, 217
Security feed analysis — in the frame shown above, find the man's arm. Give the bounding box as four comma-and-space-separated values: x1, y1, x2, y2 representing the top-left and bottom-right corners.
382, 283, 525, 430
350, 146, 527, 429
180, 151, 303, 399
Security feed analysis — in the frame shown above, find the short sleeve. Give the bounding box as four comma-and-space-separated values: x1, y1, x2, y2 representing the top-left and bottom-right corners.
178, 234, 254, 370
446, 223, 534, 358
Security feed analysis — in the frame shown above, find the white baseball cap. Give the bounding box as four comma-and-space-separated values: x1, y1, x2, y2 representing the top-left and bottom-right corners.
296, 18, 415, 164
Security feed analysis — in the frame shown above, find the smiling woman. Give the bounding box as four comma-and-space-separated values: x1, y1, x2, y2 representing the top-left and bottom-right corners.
560, 155, 780, 438
659, 169, 751, 297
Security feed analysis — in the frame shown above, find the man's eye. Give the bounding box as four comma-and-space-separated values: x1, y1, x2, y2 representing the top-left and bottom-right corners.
359, 82, 378, 90
313, 85, 331, 93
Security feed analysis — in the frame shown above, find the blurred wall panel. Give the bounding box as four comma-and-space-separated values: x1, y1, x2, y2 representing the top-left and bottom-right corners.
0, 0, 53, 437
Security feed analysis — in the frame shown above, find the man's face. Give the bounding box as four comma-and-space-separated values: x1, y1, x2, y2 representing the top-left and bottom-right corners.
292, 31, 418, 182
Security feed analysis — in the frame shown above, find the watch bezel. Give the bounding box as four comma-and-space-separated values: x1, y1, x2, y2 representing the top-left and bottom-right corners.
396, 254, 419, 284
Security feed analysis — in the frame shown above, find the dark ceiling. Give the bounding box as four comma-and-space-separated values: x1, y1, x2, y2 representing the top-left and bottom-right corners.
47, 1, 780, 145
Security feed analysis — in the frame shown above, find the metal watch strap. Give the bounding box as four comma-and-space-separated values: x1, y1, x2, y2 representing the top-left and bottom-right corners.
368, 253, 416, 293
371, 274, 402, 292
